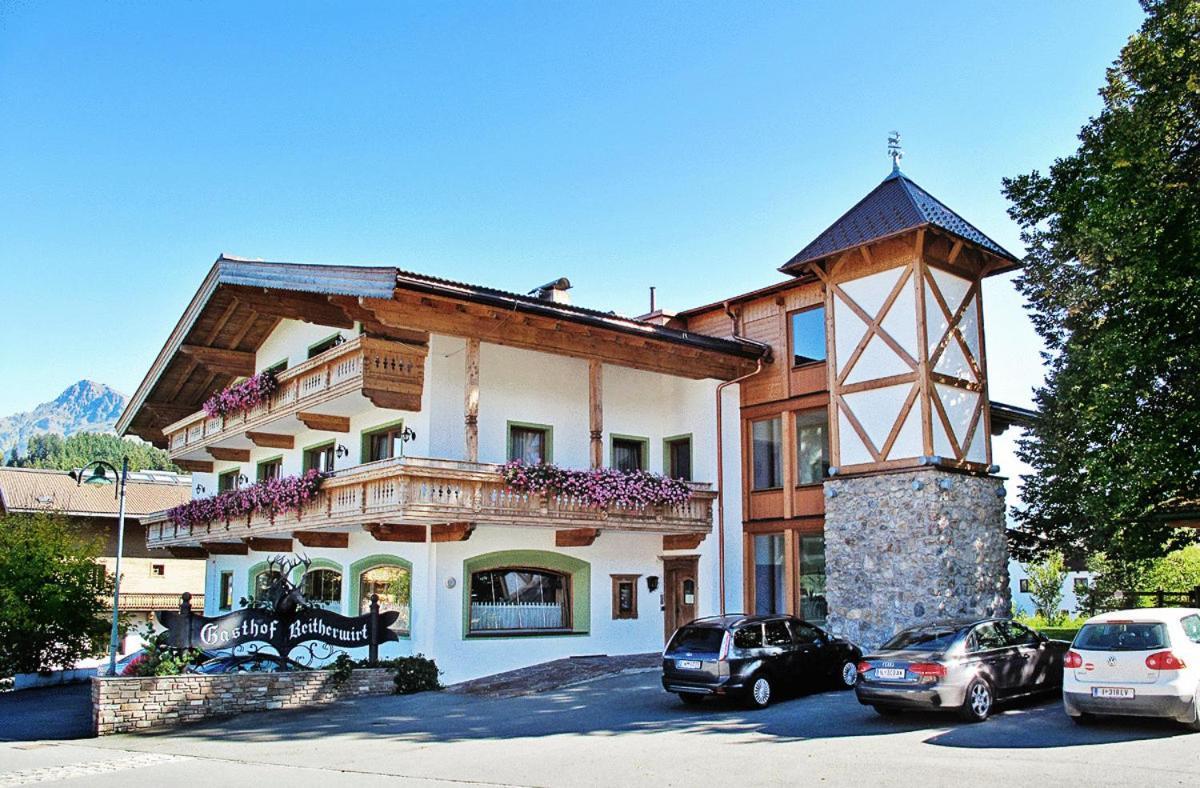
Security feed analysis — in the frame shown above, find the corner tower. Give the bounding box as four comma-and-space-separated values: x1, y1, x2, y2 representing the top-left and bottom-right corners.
781, 166, 1020, 647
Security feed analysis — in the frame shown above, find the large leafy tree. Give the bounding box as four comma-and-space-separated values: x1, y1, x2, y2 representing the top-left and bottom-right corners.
5, 432, 178, 473
1003, 0, 1200, 561
0, 513, 111, 676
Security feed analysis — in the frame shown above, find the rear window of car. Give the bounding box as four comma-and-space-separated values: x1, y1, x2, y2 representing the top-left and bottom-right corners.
668, 626, 725, 653
883, 627, 962, 651
1075, 622, 1168, 651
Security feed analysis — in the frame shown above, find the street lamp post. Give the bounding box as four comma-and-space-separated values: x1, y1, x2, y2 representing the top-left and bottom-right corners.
71, 456, 129, 676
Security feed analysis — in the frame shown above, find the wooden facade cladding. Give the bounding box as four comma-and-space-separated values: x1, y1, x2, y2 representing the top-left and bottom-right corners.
142, 457, 717, 549
163, 336, 426, 461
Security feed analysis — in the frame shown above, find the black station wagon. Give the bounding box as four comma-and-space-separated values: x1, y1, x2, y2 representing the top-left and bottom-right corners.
662, 614, 863, 708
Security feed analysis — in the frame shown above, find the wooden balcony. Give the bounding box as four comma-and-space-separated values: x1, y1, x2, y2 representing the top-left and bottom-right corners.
164, 336, 426, 462
143, 457, 716, 548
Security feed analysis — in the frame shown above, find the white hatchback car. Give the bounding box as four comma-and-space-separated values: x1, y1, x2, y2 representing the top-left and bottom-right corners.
1064, 608, 1200, 729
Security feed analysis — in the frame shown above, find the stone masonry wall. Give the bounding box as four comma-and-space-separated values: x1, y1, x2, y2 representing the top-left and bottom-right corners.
824, 468, 1011, 649
92, 668, 395, 735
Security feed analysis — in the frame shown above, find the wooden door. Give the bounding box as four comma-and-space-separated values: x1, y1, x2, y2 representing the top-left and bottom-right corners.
663, 557, 699, 643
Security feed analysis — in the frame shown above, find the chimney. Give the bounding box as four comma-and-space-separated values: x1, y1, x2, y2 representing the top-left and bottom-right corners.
531, 277, 572, 305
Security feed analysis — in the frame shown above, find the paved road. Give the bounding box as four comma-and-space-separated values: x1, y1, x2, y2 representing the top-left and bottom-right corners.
1, 671, 1198, 786
0, 684, 92, 742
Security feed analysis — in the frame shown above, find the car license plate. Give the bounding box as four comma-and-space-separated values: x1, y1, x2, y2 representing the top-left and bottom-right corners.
1092, 687, 1135, 699
676, 659, 702, 670
875, 668, 906, 680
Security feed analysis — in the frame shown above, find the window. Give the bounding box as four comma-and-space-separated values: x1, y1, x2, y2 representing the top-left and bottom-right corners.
1180, 615, 1200, 644
1075, 622, 1167, 651
303, 442, 336, 473
90, 563, 107, 586
764, 620, 791, 647
218, 571, 234, 611
664, 435, 692, 481
253, 569, 283, 604
308, 333, 344, 359
734, 624, 763, 650
790, 306, 826, 365
358, 563, 411, 632
257, 457, 282, 482
218, 469, 240, 493
264, 359, 288, 375
469, 568, 569, 632
508, 423, 552, 464
751, 417, 783, 490
611, 574, 640, 620
1001, 621, 1040, 647
753, 533, 785, 615
795, 410, 830, 485
150, 563, 165, 577
363, 422, 406, 463
611, 435, 648, 472
799, 535, 827, 624
301, 568, 343, 610
1019, 578, 1030, 593
969, 622, 1007, 652
791, 620, 823, 645
1074, 577, 1090, 593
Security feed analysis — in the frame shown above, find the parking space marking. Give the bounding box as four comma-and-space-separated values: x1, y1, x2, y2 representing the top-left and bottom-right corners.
0, 752, 191, 786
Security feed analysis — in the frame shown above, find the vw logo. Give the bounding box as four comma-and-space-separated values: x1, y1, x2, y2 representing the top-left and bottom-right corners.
1107, 656, 1117, 667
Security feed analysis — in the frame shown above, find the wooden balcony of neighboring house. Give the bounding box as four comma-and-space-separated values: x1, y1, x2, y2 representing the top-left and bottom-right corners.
142, 456, 716, 551
163, 335, 427, 465
106, 592, 205, 612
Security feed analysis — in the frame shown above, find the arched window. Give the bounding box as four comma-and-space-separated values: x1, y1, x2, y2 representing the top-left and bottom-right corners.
301, 568, 343, 610
252, 569, 283, 604
469, 567, 569, 632
358, 564, 411, 632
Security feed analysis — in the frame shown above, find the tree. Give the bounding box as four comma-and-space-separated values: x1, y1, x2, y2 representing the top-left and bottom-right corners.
1025, 552, 1068, 625
5, 432, 179, 473
1003, 0, 1200, 561
0, 513, 111, 676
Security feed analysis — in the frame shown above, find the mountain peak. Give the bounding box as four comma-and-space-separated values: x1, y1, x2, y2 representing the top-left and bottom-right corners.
0, 380, 129, 457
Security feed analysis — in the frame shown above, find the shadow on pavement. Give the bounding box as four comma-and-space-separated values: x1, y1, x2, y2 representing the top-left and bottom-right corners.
0, 683, 93, 741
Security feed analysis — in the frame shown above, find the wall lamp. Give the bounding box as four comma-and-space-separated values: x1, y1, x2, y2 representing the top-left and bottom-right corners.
646, 576, 659, 593
194, 483, 206, 495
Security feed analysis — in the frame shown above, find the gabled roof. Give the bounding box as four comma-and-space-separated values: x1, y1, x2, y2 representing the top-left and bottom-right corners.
779, 169, 1020, 274
0, 467, 191, 519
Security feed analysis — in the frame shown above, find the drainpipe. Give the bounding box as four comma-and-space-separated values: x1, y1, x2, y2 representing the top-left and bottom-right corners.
715, 301, 769, 616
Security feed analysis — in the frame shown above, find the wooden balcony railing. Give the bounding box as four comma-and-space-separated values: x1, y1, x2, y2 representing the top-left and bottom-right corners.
164, 336, 426, 460
106, 592, 205, 612
144, 457, 715, 548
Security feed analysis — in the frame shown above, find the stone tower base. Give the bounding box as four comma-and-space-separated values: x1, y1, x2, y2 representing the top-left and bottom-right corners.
823, 468, 1011, 649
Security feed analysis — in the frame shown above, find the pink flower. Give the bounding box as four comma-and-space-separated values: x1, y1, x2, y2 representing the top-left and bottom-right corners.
501, 460, 691, 510
202, 370, 279, 418
168, 470, 323, 528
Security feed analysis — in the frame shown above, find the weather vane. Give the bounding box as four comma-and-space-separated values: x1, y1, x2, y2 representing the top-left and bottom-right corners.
888, 131, 903, 173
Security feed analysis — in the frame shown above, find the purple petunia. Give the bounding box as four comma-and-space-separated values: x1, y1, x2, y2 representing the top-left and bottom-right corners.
202, 370, 279, 419
167, 469, 323, 529
500, 460, 692, 509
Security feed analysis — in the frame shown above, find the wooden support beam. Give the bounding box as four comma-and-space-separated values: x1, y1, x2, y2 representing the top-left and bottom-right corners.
143, 402, 202, 424
365, 523, 426, 542
589, 360, 603, 469
243, 537, 294, 553
246, 432, 295, 449
556, 528, 599, 547
168, 546, 208, 559
663, 534, 705, 551
296, 413, 351, 433
431, 522, 474, 542
464, 338, 480, 462
208, 447, 251, 462
174, 459, 214, 474
200, 541, 249, 555
293, 531, 350, 548
178, 344, 256, 376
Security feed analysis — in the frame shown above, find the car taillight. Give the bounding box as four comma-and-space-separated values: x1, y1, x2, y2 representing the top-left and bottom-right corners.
1145, 650, 1187, 671
909, 662, 947, 678
1064, 650, 1083, 669
718, 631, 731, 661
856, 661, 873, 674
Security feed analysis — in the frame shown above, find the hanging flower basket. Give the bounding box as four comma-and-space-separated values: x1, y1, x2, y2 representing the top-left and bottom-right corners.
500, 460, 692, 509
202, 369, 279, 419
167, 470, 324, 529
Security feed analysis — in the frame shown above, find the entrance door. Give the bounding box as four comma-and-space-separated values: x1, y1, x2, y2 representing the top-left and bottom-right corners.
663, 557, 699, 643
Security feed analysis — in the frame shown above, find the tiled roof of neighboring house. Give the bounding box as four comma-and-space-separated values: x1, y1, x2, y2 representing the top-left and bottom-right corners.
0, 467, 191, 519
779, 170, 1020, 274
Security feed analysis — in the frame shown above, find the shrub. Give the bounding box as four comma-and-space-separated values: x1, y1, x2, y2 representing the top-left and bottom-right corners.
383, 655, 441, 694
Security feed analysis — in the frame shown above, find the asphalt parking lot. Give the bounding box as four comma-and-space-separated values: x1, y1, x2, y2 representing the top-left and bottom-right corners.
1, 671, 1198, 786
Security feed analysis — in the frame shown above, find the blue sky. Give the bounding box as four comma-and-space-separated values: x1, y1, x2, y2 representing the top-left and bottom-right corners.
0, 1, 1143, 419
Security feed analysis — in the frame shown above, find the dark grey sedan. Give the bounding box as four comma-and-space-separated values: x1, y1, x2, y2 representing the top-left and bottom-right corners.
855, 619, 1069, 722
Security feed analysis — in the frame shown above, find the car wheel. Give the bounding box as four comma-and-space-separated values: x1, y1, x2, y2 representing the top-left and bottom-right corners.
959, 678, 994, 723
678, 692, 705, 706
873, 705, 903, 717
746, 674, 773, 709
835, 659, 858, 690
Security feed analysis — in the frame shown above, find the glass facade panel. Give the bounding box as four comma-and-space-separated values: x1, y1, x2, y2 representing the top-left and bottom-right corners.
753, 533, 785, 615
795, 410, 830, 485
751, 417, 783, 490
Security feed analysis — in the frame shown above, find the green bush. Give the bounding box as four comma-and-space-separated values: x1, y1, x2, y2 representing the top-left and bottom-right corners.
382, 655, 441, 694
1015, 611, 1087, 643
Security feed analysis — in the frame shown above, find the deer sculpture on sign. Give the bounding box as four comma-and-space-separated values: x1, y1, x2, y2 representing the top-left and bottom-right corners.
253, 554, 314, 614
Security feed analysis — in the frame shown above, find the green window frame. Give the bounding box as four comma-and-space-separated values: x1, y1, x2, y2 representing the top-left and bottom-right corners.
462, 550, 589, 638
361, 418, 406, 463
302, 440, 336, 473
507, 421, 553, 464
610, 434, 649, 472
263, 358, 288, 376
256, 455, 283, 482
307, 333, 345, 359
217, 468, 241, 493
663, 433, 693, 481
349, 554, 413, 636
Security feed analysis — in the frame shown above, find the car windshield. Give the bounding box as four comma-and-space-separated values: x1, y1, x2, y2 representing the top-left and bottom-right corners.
1075, 622, 1169, 651
668, 626, 724, 653
882, 626, 963, 651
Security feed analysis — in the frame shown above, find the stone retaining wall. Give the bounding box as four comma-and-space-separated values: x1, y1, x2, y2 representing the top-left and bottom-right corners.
92, 669, 395, 735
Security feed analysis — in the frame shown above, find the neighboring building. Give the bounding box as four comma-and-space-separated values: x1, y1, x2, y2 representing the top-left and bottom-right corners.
1009, 559, 1094, 619
0, 466, 204, 647
116, 163, 1028, 682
